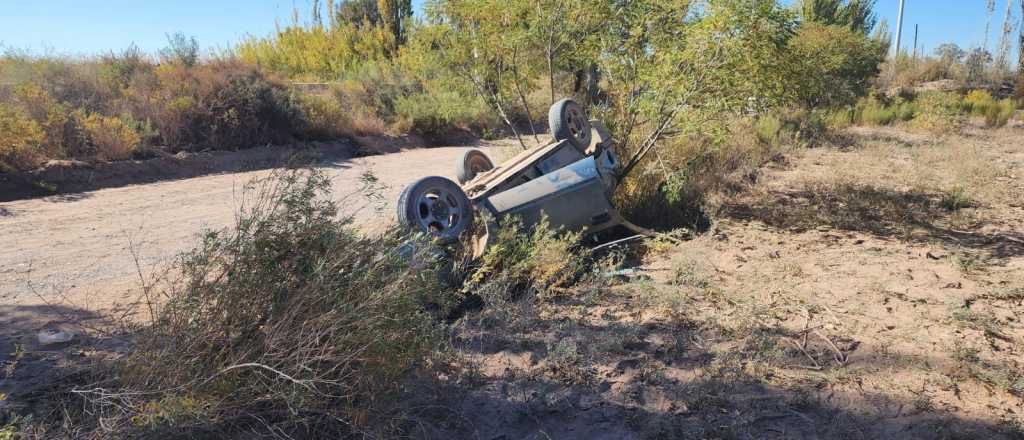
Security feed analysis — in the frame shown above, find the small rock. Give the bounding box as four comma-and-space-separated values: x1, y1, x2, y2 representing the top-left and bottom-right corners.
926, 252, 944, 260
37, 329, 75, 345
943, 282, 962, 289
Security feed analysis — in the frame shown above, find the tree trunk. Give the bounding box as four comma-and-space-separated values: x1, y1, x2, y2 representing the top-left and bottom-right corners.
511, 47, 540, 143
1019, 0, 1024, 76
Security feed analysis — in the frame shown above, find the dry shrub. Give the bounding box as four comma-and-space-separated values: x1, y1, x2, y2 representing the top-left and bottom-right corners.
11, 83, 89, 159
875, 56, 948, 90
79, 170, 454, 437
80, 112, 141, 160
139, 61, 305, 151
296, 93, 354, 139
185, 63, 303, 149
330, 69, 408, 136
0, 105, 44, 171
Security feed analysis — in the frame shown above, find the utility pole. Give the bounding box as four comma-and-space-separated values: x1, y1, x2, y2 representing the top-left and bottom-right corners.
913, 24, 919, 58
895, 0, 906, 56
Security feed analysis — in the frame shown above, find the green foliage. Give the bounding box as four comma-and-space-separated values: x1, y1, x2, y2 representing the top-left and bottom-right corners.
393, 90, 492, 136
855, 94, 898, 125
337, 0, 381, 26
471, 217, 584, 299
797, 0, 878, 33
754, 109, 828, 147
910, 92, 965, 134
377, 0, 414, 48
159, 32, 200, 68
963, 90, 1015, 127
941, 186, 972, 211
236, 22, 393, 80
964, 89, 996, 116
296, 92, 352, 139
787, 22, 886, 108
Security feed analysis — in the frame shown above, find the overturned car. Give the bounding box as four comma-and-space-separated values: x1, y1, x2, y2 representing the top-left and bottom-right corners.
397, 99, 649, 256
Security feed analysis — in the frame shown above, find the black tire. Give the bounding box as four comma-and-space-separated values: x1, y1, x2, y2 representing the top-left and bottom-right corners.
455, 149, 495, 184
549, 98, 592, 152
397, 176, 474, 244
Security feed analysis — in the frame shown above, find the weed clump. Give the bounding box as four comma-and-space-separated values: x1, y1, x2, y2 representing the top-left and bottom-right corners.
469, 217, 586, 302
82, 170, 454, 437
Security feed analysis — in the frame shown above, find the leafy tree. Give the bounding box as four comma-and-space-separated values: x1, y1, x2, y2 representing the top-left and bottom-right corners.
160, 32, 200, 68
337, 0, 381, 27
378, 0, 413, 49
965, 48, 994, 83
934, 43, 965, 78
425, 0, 548, 146
797, 0, 877, 34
787, 22, 886, 108
523, 0, 605, 106
589, 0, 799, 172
935, 43, 966, 64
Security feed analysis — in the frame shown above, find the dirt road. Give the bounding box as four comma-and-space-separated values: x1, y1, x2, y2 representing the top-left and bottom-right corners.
0, 145, 492, 312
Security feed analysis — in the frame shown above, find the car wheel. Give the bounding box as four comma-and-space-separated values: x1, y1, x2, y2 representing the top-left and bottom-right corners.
456, 149, 494, 184
549, 98, 592, 152
397, 176, 474, 244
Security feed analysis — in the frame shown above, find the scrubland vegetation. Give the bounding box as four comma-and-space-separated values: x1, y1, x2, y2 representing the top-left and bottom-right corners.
3, 0, 1024, 438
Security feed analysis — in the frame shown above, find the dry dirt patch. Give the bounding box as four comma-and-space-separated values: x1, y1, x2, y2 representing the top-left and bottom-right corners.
414, 126, 1024, 439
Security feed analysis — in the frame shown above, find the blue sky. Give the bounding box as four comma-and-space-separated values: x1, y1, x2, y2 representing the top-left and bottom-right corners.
0, 1, 1019, 59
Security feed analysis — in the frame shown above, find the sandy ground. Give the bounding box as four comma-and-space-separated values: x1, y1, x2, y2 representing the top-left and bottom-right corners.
2, 126, 1023, 438
411, 125, 1024, 439
0, 145, 497, 314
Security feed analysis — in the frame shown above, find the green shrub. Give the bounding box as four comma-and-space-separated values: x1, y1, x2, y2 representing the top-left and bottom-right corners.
910, 92, 964, 134
393, 90, 491, 136
861, 104, 896, 125
236, 23, 393, 79
853, 94, 918, 126
787, 23, 886, 108
894, 100, 917, 121
755, 113, 784, 145
964, 89, 995, 116
470, 217, 585, 301
824, 107, 855, 129
941, 186, 973, 211
983, 99, 1015, 128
